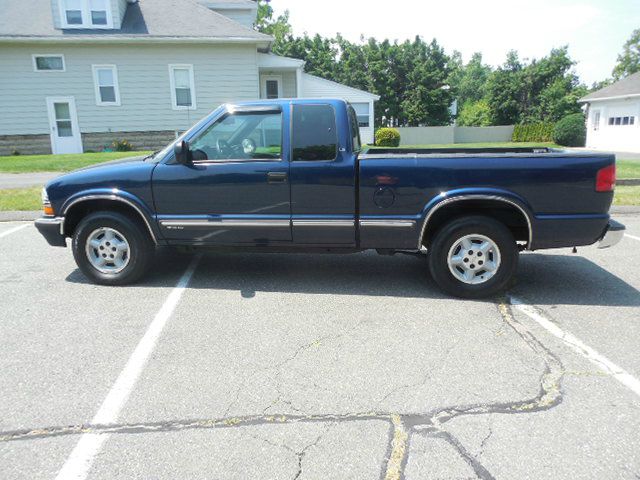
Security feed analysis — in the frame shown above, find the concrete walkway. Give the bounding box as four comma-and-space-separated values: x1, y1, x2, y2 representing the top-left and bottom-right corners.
0, 172, 59, 189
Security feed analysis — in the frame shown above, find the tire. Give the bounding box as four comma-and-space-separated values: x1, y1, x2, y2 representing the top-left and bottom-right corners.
72, 211, 154, 286
427, 215, 518, 299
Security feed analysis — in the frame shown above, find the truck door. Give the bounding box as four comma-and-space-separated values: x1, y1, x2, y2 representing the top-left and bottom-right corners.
289, 103, 357, 245
152, 105, 291, 245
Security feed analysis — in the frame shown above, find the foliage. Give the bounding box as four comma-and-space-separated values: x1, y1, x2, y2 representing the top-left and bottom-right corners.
110, 139, 133, 152
553, 113, 586, 147
457, 100, 492, 127
0, 151, 151, 173
613, 28, 640, 80
512, 123, 554, 142
0, 187, 42, 211
255, 0, 291, 43
375, 128, 401, 147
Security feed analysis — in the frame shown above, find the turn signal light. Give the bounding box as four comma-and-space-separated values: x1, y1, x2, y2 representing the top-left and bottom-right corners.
43, 205, 54, 216
596, 165, 616, 192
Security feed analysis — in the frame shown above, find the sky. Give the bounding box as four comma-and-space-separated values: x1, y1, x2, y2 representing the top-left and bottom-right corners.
268, 0, 639, 85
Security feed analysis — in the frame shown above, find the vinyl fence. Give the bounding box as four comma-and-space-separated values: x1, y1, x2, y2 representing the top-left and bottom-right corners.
395, 126, 515, 145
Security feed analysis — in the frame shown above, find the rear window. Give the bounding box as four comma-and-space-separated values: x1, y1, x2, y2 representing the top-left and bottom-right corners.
292, 104, 338, 161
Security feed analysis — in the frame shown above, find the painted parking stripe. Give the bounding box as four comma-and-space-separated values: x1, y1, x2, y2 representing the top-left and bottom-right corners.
54, 254, 201, 480
625, 234, 640, 242
0, 224, 29, 239
511, 297, 640, 399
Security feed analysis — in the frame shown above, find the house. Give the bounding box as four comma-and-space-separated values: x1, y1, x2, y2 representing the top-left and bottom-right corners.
580, 72, 640, 153
0, 0, 379, 156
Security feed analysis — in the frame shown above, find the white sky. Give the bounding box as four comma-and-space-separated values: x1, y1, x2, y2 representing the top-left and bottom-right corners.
269, 0, 639, 85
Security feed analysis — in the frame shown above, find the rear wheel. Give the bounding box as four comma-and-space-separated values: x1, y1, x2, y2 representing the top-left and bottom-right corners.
72, 211, 153, 285
428, 216, 518, 298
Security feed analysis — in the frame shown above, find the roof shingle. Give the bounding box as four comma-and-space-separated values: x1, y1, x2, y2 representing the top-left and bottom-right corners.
580, 72, 640, 102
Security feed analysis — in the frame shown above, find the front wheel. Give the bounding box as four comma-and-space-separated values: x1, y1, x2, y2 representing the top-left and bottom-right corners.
428, 216, 518, 299
72, 211, 153, 285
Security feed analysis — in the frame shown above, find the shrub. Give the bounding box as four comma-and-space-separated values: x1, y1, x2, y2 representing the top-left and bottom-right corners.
110, 139, 133, 152
11, 148, 20, 156
512, 123, 554, 142
457, 100, 492, 127
553, 113, 586, 147
375, 128, 401, 147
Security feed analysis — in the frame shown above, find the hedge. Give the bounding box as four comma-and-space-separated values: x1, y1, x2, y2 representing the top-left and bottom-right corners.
553, 113, 586, 147
375, 128, 401, 147
512, 123, 554, 143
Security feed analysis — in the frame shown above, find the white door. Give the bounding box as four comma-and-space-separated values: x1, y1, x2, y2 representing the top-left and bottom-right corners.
46, 97, 83, 154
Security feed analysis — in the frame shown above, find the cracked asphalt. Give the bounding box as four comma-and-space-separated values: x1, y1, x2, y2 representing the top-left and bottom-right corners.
0, 215, 639, 480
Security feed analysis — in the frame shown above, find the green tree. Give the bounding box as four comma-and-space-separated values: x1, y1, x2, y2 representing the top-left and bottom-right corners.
255, 0, 292, 43
455, 52, 492, 106
613, 28, 640, 80
457, 100, 492, 126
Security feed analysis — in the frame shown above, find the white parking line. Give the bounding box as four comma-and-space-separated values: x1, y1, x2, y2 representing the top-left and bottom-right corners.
625, 234, 640, 242
511, 297, 640, 399
54, 254, 201, 480
0, 224, 29, 239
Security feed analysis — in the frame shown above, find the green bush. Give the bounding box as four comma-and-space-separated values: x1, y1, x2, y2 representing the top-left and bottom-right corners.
553, 113, 586, 147
512, 123, 554, 142
375, 128, 401, 147
457, 100, 492, 127
110, 139, 133, 152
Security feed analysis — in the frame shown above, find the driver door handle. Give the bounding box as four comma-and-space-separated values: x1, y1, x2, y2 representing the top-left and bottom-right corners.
267, 172, 288, 184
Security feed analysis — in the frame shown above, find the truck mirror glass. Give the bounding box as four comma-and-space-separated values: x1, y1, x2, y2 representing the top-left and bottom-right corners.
174, 140, 192, 165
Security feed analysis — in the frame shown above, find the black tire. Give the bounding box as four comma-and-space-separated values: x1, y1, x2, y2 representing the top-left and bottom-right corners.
427, 215, 518, 299
72, 211, 154, 286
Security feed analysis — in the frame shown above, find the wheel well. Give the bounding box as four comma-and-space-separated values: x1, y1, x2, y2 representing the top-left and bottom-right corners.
421, 199, 530, 248
63, 199, 156, 242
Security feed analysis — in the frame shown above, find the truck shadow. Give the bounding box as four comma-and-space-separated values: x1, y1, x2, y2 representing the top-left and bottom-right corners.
65, 249, 640, 307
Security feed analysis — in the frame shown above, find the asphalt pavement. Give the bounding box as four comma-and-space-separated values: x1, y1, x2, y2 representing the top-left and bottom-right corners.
0, 215, 639, 479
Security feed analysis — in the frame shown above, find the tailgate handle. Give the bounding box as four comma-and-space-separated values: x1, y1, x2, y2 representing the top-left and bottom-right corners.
267, 172, 288, 184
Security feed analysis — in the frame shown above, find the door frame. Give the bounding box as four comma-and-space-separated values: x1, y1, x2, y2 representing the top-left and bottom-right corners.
46, 96, 83, 154
261, 74, 283, 99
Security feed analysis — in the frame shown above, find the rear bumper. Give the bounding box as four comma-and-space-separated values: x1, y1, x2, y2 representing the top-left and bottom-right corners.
34, 216, 66, 247
598, 219, 625, 249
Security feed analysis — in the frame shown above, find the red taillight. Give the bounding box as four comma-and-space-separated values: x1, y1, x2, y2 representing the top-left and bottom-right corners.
596, 164, 616, 192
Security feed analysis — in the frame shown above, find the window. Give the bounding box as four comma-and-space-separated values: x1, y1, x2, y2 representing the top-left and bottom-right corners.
261, 76, 282, 99
352, 102, 370, 128
292, 104, 338, 161
92, 65, 120, 106
592, 111, 600, 131
169, 65, 196, 110
33, 55, 65, 72
608, 116, 636, 126
60, 0, 112, 28
189, 110, 283, 162
348, 105, 362, 152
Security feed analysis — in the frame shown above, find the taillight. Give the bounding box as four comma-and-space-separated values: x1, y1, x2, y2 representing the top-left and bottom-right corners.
596, 164, 616, 192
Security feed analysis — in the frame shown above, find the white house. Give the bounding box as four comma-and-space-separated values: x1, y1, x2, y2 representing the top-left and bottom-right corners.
580, 72, 640, 153
0, 0, 379, 156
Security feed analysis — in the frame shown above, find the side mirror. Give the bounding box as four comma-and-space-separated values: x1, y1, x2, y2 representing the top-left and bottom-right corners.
174, 140, 192, 165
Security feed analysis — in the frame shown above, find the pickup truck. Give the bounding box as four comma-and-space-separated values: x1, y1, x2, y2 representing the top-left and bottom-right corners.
35, 98, 625, 298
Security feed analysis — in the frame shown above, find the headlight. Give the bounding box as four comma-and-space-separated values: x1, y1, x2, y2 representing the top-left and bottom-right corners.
41, 188, 54, 216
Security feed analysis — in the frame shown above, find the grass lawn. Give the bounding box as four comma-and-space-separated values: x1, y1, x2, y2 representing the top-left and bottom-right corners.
613, 186, 640, 206
365, 142, 562, 149
0, 187, 41, 211
618, 160, 640, 179
0, 151, 151, 174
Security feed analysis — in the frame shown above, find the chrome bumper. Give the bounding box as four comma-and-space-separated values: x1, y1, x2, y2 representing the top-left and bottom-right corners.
34, 216, 66, 247
598, 219, 625, 249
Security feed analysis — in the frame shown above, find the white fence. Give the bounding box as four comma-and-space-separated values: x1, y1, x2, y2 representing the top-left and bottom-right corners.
395, 125, 515, 145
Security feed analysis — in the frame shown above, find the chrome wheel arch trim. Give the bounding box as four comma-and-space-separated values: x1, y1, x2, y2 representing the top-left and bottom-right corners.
418, 194, 533, 250
62, 194, 159, 245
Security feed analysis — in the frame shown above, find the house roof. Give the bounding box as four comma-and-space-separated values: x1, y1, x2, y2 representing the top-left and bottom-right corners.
0, 0, 271, 44
580, 72, 640, 102
202, 0, 257, 9
257, 53, 305, 69
302, 73, 381, 101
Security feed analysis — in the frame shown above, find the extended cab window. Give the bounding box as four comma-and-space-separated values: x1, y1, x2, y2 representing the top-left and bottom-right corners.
292, 104, 338, 161
189, 110, 282, 162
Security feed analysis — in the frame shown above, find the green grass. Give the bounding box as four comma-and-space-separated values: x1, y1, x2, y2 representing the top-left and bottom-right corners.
365, 142, 561, 149
0, 187, 42, 211
0, 151, 152, 174
614, 186, 640, 206
618, 160, 640, 179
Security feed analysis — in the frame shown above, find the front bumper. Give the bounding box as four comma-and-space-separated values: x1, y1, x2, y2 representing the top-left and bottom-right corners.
598, 219, 625, 249
34, 216, 66, 247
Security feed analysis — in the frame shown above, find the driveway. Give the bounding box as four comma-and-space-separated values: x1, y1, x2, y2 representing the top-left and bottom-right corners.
0, 215, 639, 479
0, 172, 59, 189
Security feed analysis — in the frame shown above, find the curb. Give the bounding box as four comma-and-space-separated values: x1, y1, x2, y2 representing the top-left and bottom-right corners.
0, 211, 40, 222
610, 206, 640, 215
618, 179, 640, 186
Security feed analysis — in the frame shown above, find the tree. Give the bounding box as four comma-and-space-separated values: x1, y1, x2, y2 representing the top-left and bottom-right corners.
457, 100, 492, 126
454, 53, 492, 106
255, 0, 292, 44
613, 28, 640, 80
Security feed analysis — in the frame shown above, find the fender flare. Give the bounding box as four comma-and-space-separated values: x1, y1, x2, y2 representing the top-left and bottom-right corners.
61, 190, 160, 244
418, 191, 534, 249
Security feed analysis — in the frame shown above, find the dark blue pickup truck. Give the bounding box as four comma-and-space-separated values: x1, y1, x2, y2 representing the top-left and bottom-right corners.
35, 99, 625, 298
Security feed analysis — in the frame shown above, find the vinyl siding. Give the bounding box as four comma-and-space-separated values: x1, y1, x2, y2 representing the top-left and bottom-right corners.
51, 0, 62, 28
0, 44, 260, 135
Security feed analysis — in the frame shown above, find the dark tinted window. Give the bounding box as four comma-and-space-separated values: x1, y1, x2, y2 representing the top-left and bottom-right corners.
292, 104, 337, 161
348, 105, 361, 152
